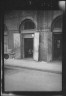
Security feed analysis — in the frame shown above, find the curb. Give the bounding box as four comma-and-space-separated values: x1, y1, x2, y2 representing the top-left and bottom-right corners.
4, 64, 62, 74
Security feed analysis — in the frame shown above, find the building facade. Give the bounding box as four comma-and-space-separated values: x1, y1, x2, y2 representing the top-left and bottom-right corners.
4, 10, 63, 62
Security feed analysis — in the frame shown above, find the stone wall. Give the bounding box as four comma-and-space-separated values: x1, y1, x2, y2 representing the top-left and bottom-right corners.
39, 31, 48, 61
4, 10, 63, 60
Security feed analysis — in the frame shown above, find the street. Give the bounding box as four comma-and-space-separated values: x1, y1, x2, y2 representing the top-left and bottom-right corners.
4, 65, 62, 91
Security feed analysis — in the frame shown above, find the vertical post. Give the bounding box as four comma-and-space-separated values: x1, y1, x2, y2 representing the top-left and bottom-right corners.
13, 33, 21, 59
33, 32, 39, 61
47, 32, 52, 62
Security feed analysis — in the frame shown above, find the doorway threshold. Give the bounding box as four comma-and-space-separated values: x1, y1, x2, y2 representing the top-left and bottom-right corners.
23, 58, 33, 61
50, 60, 62, 65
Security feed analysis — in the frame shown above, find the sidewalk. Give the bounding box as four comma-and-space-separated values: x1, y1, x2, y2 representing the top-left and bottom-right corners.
4, 59, 62, 73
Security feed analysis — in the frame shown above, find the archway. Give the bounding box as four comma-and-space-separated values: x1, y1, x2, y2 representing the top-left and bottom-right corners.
19, 19, 36, 32
19, 19, 37, 59
51, 15, 62, 60
51, 15, 62, 32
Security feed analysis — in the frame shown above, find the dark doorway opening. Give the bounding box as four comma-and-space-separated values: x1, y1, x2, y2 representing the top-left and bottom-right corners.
53, 33, 62, 60
24, 38, 33, 58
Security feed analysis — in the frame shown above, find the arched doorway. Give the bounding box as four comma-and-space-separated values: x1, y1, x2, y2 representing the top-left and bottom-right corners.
19, 19, 39, 59
52, 15, 62, 60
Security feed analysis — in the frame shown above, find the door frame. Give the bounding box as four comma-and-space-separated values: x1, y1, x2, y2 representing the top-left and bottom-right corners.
21, 32, 39, 61
33, 32, 39, 61
21, 33, 34, 59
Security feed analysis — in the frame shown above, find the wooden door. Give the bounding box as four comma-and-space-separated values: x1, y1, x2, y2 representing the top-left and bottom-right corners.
33, 32, 39, 61
53, 33, 62, 60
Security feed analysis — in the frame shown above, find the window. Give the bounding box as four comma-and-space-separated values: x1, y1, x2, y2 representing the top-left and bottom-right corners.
19, 19, 36, 31
51, 15, 62, 31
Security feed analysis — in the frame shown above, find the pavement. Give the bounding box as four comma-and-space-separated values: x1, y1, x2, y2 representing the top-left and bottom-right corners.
4, 58, 62, 73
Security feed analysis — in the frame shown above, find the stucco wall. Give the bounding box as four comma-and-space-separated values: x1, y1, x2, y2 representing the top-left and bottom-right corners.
4, 10, 63, 31
39, 31, 48, 61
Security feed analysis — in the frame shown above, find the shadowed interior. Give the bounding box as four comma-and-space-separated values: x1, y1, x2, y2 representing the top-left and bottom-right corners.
24, 38, 33, 58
